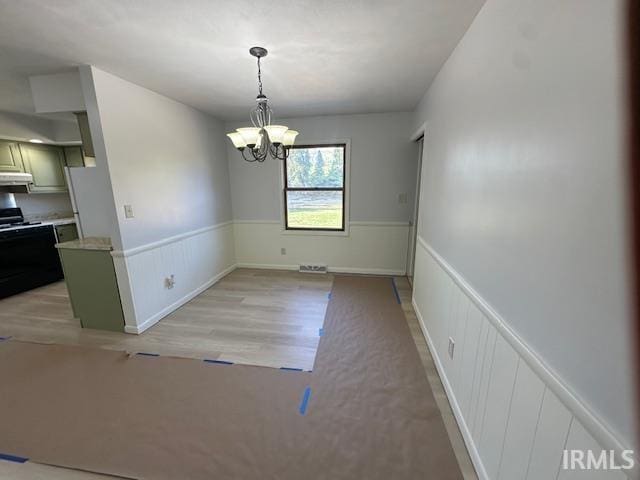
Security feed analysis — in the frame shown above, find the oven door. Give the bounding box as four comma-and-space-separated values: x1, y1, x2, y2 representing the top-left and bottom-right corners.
0, 226, 63, 299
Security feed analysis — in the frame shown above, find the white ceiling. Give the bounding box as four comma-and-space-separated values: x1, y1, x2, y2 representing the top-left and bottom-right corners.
0, 0, 485, 121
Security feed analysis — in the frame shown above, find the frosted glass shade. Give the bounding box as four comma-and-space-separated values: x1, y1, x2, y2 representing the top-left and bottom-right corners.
264, 125, 288, 145
282, 130, 299, 146
226, 132, 246, 149
236, 127, 261, 147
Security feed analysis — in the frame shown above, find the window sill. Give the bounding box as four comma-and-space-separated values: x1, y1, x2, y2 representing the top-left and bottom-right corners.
280, 227, 350, 237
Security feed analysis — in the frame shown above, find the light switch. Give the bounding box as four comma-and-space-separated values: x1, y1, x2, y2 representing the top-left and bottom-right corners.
124, 204, 134, 218
398, 193, 408, 204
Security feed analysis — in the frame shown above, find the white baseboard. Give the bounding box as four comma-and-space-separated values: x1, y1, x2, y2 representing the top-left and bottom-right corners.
235, 262, 299, 271
413, 298, 489, 480
236, 262, 404, 276
124, 263, 237, 334
328, 266, 405, 276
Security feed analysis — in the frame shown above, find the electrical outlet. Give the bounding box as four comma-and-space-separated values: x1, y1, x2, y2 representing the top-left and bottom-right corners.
281, 247, 286, 255
124, 204, 134, 218
448, 337, 455, 359
165, 274, 175, 289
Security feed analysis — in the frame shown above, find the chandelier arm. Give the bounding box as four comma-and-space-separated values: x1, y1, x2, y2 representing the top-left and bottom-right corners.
269, 143, 288, 160
241, 148, 259, 162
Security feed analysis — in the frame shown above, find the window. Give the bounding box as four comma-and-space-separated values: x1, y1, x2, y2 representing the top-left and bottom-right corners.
283, 144, 346, 231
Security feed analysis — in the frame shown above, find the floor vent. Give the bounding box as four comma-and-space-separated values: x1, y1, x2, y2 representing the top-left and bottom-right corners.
299, 264, 328, 274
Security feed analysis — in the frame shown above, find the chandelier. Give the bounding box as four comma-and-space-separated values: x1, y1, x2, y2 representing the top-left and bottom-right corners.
226, 47, 299, 162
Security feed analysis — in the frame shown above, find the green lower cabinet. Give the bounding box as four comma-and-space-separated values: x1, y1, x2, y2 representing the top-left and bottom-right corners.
58, 248, 125, 332
20, 143, 68, 193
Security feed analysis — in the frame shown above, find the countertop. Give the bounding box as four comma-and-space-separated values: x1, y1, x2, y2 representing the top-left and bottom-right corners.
43, 217, 76, 227
56, 236, 112, 251
0, 217, 76, 233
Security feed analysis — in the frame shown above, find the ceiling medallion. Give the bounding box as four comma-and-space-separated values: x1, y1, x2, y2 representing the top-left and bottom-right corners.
226, 47, 298, 162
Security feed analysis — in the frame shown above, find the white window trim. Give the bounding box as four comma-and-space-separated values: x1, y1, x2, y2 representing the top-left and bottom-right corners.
279, 138, 351, 237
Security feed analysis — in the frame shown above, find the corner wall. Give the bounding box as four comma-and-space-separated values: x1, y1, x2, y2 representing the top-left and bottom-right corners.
83, 66, 235, 333
411, 0, 635, 478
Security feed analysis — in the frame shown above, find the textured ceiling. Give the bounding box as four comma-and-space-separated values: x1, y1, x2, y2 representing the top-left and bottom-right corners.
0, 0, 485, 120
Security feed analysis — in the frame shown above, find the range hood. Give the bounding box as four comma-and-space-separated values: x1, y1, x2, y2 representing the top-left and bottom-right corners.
0, 172, 33, 193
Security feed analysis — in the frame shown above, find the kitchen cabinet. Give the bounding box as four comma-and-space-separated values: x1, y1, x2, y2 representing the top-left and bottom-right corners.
56, 238, 125, 332
63, 146, 95, 168
55, 223, 78, 243
20, 144, 68, 193
0, 140, 24, 173
75, 112, 95, 157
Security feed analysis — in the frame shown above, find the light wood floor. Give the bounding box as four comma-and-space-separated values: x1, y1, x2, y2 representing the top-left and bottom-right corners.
0, 270, 476, 480
0, 269, 331, 370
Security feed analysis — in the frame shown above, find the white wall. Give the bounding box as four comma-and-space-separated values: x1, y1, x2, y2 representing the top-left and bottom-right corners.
411, 0, 635, 476
0, 111, 55, 142
0, 111, 78, 143
227, 112, 418, 273
91, 67, 233, 251
83, 66, 235, 332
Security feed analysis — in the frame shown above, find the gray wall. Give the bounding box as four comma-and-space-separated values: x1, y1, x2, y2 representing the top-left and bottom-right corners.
413, 0, 633, 445
226, 112, 418, 222
13, 193, 73, 219
88, 67, 233, 251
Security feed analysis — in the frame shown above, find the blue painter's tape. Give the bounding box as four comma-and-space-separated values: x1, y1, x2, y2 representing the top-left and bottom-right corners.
0, 452, 28, 463
203, 359, 234, 365
299, 387, 312, 415
280, 367, 303, 372
318, 327, 324, 337
391, 278, 401, 304
327, 292, 332, 299
136, 352, 159, 357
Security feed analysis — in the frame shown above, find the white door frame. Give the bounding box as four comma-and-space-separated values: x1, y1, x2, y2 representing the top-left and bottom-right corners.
406, 122, 427, 281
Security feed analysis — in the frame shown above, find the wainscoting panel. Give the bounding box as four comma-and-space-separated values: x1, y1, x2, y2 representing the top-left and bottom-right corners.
558, 421, 628, 480
412, 236, 631, 480
112, 222, 236, 333
233, 221, 409, 275
526, 388, 572, 480
498, 360, 545, 480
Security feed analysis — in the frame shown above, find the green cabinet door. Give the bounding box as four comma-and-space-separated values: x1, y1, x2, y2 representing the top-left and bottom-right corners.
21, 144, 68, 193
0, 140, 24, 172
55, 223, 79, 243
63, 146, 85, 167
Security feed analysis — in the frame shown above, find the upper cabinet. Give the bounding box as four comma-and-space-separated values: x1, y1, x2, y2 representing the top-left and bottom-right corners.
0, 140, 25, 173
75, 112, 95, 157
20, 144, 68, 194
63, 145, 96, 168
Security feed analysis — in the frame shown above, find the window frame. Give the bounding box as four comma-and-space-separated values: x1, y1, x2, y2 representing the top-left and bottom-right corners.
282, 143, 348, 233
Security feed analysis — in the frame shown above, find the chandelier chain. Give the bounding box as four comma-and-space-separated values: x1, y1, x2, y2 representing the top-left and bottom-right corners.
257, 57, 263, 96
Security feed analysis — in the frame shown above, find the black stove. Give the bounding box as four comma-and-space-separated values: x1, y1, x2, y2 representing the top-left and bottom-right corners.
0, 207, 62, 299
